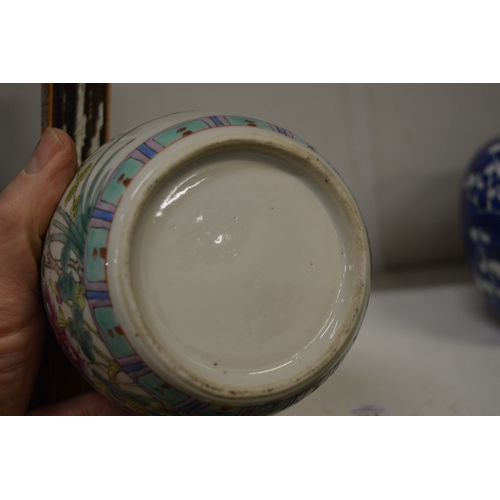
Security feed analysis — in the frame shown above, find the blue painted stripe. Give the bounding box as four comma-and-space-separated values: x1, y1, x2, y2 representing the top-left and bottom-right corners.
210, 116, 224, 127
277, 126, 286, 135
123, 362, 146, 373
92, 209, 113, 221
178, 400, 206, 413
86, 291, 109, 300
137, 143, 157, 158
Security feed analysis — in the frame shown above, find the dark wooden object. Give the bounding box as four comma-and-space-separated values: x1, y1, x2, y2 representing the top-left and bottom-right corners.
32, 84, 110, 407
42, 83, 110, 165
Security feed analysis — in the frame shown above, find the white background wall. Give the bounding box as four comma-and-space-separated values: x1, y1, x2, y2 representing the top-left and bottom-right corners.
2, 83, 500, 272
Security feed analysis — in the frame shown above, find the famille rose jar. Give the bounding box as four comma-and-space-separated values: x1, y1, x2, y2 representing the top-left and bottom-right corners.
461, 137, 500, 317
41, 111, 371, 415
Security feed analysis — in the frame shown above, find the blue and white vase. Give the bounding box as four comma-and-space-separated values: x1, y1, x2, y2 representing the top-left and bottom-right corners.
461, 137, 500, 317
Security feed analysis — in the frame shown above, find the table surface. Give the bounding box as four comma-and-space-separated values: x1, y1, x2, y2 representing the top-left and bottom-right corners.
279, 265, 500, 416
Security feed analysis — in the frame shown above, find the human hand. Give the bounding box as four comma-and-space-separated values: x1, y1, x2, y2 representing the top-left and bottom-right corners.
0, 127, 133, 415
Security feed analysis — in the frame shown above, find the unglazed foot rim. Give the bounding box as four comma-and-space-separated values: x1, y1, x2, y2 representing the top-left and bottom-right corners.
107, 126, 370, 406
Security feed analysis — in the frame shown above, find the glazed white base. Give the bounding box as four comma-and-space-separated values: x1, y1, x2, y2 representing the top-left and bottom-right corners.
131, 150, 349, 391
107, 124, 370, 405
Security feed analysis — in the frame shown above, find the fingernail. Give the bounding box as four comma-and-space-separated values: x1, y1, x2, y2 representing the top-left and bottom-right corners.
25, 127, 65, 175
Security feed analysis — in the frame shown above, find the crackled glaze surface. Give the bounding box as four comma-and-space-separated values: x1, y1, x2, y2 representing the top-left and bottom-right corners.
41, 113, 370, 415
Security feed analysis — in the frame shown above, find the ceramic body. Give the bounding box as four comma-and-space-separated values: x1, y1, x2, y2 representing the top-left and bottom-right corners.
461, 137, 500, 317
41, 112, 371, 415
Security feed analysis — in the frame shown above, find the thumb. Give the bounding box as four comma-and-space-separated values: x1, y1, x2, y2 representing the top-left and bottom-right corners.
0, 127, 77, 256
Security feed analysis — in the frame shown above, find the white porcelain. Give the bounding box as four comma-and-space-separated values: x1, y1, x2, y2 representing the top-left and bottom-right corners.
41, 111, 371, 415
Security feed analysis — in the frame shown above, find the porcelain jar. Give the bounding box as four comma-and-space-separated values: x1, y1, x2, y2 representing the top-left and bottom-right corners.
41, 111, 371, 415
461, 137, 500, 317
